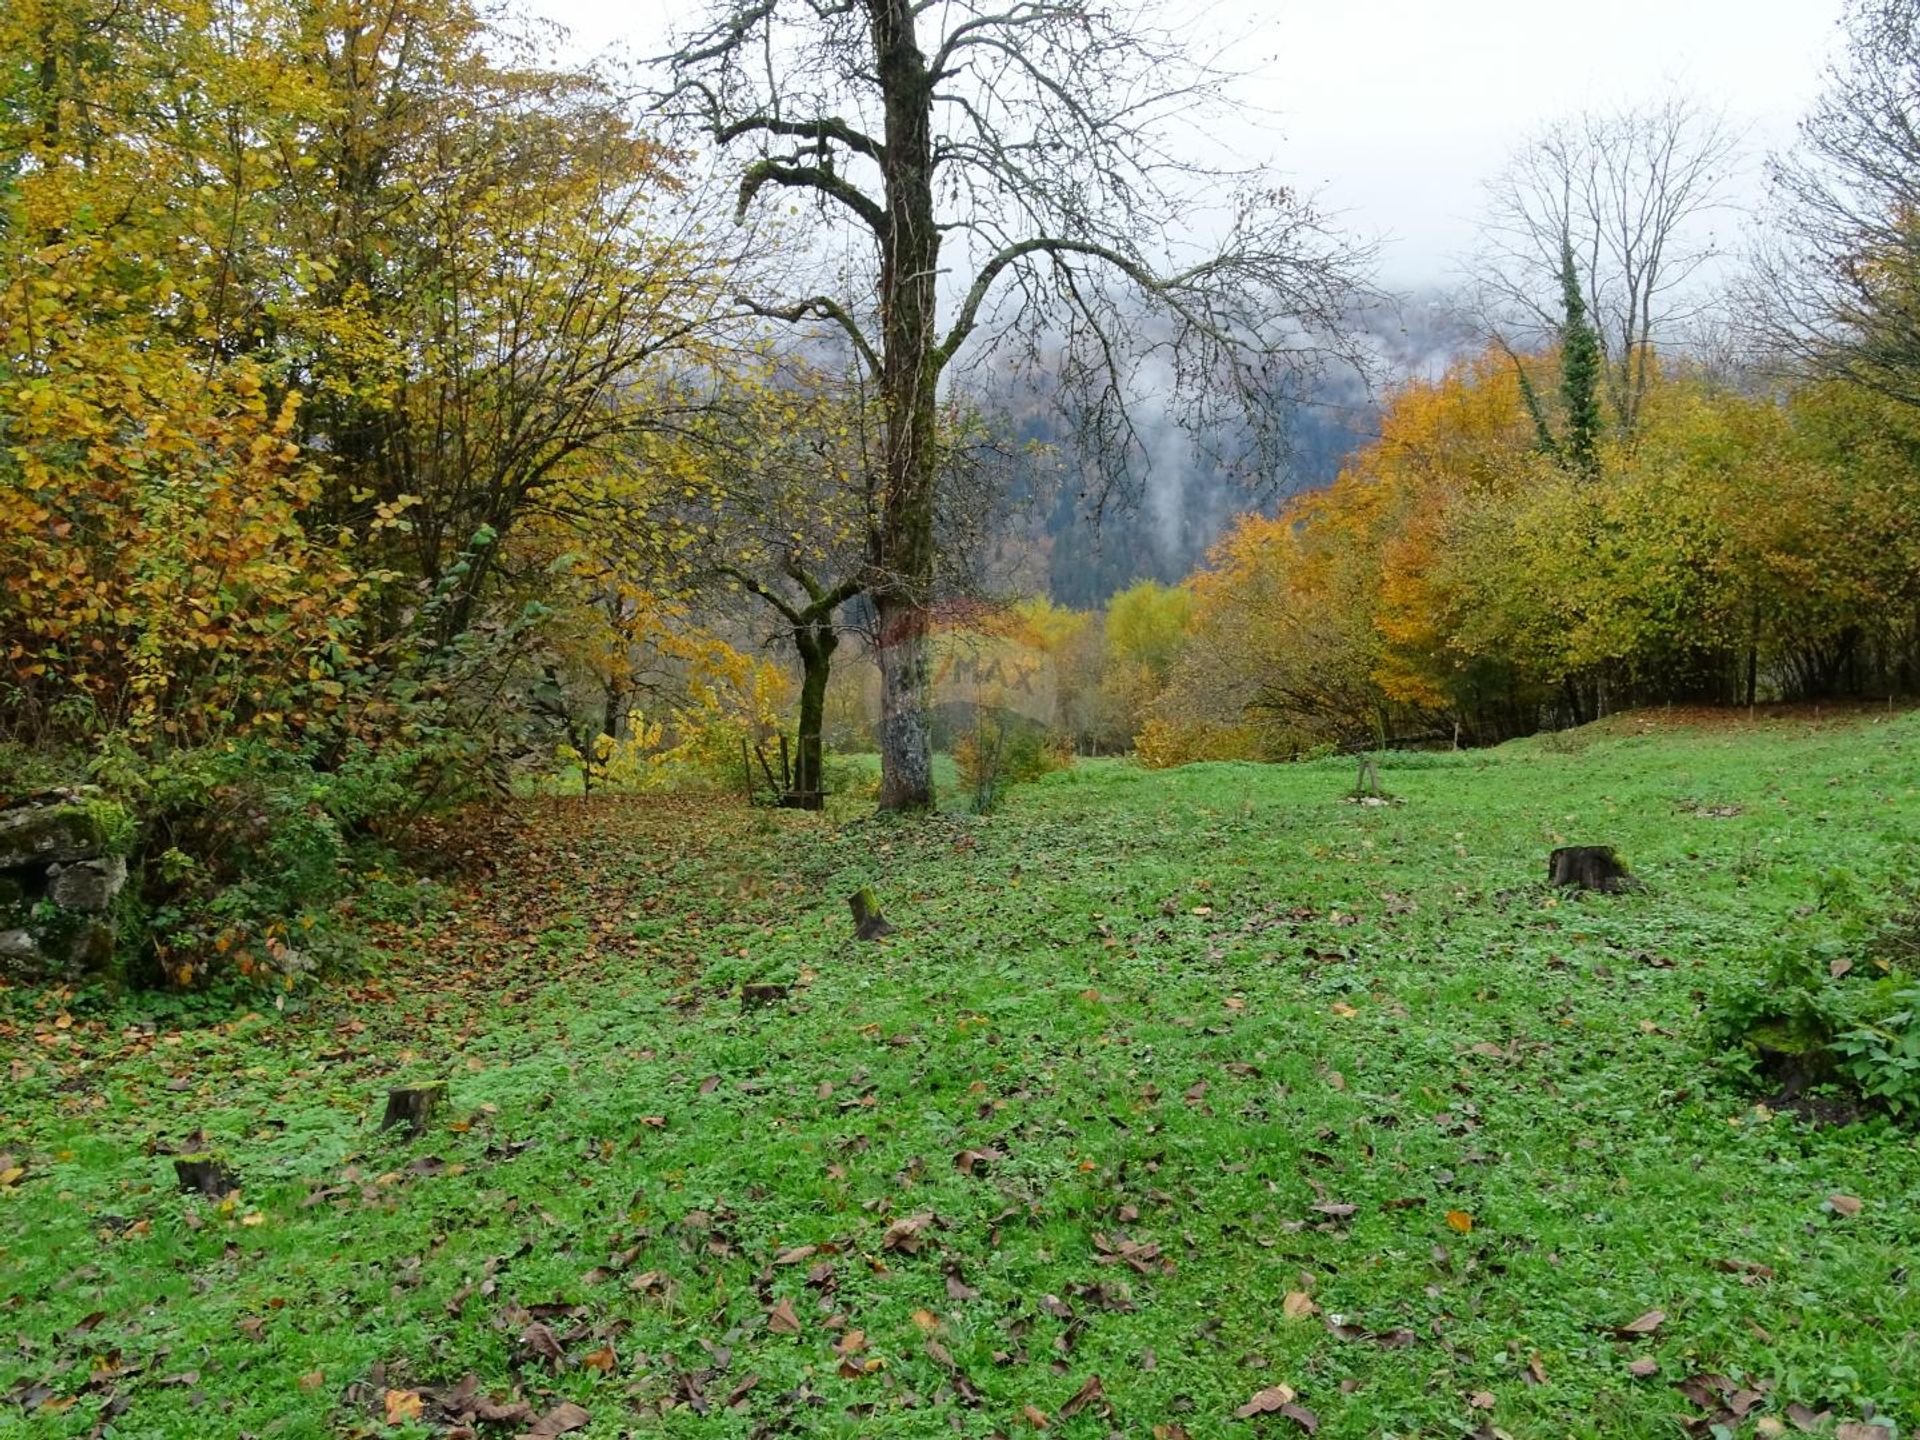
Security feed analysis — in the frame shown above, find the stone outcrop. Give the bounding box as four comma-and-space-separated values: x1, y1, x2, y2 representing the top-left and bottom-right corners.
0, 791, 131, 982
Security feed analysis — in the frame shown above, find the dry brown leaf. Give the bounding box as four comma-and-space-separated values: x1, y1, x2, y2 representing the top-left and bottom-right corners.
525, 1400, 592, 1437
1059, 1374, 1106, 1419
1827, 1193, 1863, 1217
1614, 1309, 1665, 1337
383, 1389, 423, 1425
881, 1212, 935, 1254
520, 1322, 565, 1366
1445, 1210, 1474, 1234
1234, 1384, 1297, 1418
1281, 1291, 1317, 1322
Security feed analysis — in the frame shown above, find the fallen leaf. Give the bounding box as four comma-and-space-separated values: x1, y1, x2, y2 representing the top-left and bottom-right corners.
525, 1400, 591, 1437
1059, 1374, 1106, 1419
1826, 1193, 1863, 1217
1835, 1424, 1889, 1440
1235, 1384, 1297, 1418
910, 1308, 940, 1332
1279, 1401, 1319, 1433
1023, 1402, 1049, 1428
520, 1322, 565, 1366
1445, 1210, 1473, 1234
1468, 1390, 1495, 1410
1613, 1310, 1665, 1337
1626, 1357, 1658, 1378
384, 1389, 423, 1424
1281, 1291, 1317, 1322
580, 1345, 616, 1372
767, 1297, 803, 1335
881, 1212, 935, 1254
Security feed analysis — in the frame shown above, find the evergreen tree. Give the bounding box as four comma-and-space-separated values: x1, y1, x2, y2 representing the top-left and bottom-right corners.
1558, 232, 1604, 476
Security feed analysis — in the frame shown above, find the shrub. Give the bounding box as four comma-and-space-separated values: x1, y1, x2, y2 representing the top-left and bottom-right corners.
954, 714, 1069, 812
89, 735, 431, 989
1709, 921, 1920, 1116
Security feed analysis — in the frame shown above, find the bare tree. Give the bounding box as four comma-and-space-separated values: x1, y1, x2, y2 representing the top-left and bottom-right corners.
657, 0, 1365, 810
1747, 0, 1920, 406
1474, 96, 1740, 437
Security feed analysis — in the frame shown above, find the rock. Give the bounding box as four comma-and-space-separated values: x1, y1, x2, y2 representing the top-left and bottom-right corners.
0, 796, 132, 984
48, 856, 127, 913
0, 802, 113, 871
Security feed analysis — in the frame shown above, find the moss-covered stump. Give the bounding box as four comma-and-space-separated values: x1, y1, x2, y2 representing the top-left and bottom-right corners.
381, 1082, 448, 1138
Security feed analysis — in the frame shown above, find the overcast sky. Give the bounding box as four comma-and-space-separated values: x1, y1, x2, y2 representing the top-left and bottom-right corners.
534, 0, 1847, 286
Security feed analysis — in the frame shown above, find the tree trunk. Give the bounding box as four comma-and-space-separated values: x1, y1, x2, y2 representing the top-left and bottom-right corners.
793, 626, 836, 809
871, 0, 941, 812
875, 592, 933, 809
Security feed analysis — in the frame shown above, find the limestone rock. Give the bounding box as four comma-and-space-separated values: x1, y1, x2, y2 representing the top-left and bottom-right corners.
0, 802, 110, 871
48, 856, 127, 913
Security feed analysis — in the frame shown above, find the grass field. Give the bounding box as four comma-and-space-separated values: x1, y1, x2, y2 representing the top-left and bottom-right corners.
4, 712, 1919, 1439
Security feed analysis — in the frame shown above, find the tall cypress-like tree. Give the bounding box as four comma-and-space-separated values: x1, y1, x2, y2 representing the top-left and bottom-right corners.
1558, 233, 1603, 477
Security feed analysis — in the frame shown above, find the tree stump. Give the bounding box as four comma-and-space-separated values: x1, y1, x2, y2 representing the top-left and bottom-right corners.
381, 1082, 447, 1138
849, 886, 895, 941
1548, 845, 1634, 893
741, 982, 791, 1011
174, 1153, 240, 1198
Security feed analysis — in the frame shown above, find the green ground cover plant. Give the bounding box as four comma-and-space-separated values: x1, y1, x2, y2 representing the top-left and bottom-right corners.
3, 711, 1918, 1439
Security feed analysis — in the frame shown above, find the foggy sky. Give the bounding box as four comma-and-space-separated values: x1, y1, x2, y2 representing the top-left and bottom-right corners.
533, 0, 1845, 285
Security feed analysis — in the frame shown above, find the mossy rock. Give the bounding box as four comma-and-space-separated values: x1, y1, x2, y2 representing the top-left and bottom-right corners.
0, 906, 120, 984
0, 800, 128, 870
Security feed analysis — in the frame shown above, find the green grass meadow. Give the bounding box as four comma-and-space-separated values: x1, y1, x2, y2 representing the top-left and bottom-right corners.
4, 712, 1919, 1438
